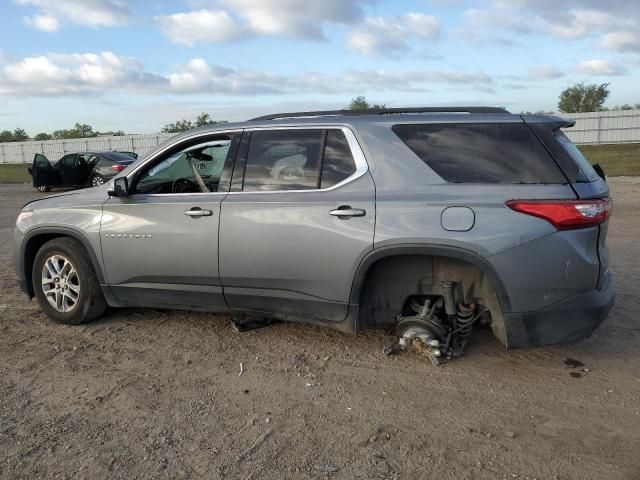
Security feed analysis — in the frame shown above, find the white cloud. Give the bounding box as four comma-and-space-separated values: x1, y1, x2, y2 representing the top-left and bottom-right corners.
155, 10, 242, 46
529, 65, 564, 80
0, 52, 165, 96
0, 51, 493, 97
543, 10, 615, 39
457, 1, 640, 54
347, 13, 441, 56
23, 14, 59, 32
600, 32, 640, 53
156, 0, 368, 44
575, 59, 627, 76
15, 0, 133, 29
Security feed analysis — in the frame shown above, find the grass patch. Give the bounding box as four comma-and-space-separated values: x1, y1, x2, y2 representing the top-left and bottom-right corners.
0, 164, 31, 183
578, 143, 640, 177
0, 142, 638, 183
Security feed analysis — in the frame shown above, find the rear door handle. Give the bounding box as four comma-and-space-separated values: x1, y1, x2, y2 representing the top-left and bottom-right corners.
329, 206, 366, 218
184, 207, 213, 218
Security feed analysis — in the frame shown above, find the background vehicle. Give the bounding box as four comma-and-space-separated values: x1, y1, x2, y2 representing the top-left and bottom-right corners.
28, 151, 135, 192
14, 107, 614, 357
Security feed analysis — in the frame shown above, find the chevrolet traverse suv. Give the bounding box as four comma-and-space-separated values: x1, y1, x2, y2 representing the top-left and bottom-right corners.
14, 107, 614, 355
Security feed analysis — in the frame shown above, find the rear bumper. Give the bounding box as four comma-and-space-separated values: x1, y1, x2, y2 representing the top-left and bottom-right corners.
503, 272, 615, 349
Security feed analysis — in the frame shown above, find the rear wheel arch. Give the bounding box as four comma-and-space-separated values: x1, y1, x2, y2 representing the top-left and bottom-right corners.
22, 228, 105, 298
349, 245, 510, 344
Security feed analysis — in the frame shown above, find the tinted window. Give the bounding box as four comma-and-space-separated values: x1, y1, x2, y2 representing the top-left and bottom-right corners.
554, 131, 600, 182
392, 123, 566, 184
60, 154, 77, 169
321, 130, 357, 189
243, 130, 323, 191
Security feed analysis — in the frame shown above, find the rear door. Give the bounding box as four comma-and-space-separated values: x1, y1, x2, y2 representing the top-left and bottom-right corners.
32, 154, 60, 187
218, 127, 374, 321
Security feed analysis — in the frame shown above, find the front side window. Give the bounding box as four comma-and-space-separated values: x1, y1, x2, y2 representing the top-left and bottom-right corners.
135, 134, 235, 194
392, 123, 566, 184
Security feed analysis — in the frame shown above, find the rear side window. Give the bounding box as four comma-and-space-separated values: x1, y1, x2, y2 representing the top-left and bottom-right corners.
242, 129, 358, 191
392, 123, 566, 184
243, 130, 324, 191
321, 130, 357, 189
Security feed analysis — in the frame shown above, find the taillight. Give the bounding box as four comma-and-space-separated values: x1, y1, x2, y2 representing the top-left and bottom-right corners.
111, 164, 127, 172
506, 198, 612, 230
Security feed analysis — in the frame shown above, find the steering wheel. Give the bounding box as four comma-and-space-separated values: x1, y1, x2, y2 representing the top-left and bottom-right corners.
171, 177, 196, 193
279, 166, 304, 180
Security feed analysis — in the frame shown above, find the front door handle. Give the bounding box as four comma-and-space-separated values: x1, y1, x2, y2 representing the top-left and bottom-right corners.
329, 206, 366, 218
184, 207, 213, 218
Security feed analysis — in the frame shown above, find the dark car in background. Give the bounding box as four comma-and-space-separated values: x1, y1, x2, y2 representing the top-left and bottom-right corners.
28, 151, 136, 192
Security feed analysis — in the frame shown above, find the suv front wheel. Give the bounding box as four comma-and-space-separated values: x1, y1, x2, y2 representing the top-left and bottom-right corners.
32, 238, 107, 325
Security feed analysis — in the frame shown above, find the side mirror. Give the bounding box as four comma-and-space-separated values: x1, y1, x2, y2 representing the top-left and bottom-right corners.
108, 177, 129, 197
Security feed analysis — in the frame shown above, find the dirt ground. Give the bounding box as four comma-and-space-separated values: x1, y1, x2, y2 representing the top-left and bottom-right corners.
1, 180, 639, 480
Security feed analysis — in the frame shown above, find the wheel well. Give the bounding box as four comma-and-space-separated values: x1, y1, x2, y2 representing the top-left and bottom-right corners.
355, 254, 506, 345
22, 233, 98, 298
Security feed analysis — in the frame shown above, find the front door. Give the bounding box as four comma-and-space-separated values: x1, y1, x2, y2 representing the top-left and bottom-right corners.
100, 132, 241, 309
32, 154, 60, 187
219, 127, 375, 321
58, 154, 86, 186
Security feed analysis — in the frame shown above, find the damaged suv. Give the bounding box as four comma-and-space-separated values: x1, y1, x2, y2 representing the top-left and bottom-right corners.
14, 107, 614, 361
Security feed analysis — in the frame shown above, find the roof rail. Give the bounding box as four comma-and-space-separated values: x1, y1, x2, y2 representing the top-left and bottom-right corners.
250, 106, 510, 121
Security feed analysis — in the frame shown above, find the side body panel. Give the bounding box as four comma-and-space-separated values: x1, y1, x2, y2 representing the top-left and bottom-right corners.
100, 193, 228, 309
356, 120, 599, 314
219, 173, 375, 321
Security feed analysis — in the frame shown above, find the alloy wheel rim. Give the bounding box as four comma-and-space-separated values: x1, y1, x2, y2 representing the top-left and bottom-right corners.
93, 176, 104, 186
41, 255, 81, 313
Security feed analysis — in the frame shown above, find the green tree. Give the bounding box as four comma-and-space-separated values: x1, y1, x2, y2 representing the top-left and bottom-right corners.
74, 123, 96, 137
34, 132, 53, 141
162, 112, 228, 133
12, 128, 29, 141
52, 123, 97, 139
347, 95, 386, 110
161, 119, 193, 133
0, 130, 14, 142
558, 83, 610, 113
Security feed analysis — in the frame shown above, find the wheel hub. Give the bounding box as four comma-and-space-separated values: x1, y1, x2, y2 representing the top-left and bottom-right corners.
41, 255, 81, 313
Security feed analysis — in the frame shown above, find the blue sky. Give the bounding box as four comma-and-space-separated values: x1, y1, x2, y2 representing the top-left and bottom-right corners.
0, 0, 639, 134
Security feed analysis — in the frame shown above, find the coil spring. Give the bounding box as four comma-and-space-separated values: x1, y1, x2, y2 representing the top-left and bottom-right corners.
456, 304, 476, 339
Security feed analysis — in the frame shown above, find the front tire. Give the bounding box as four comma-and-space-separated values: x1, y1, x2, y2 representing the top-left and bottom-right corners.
37, 186, 51, 192
32, 238, 107, 325
90, 174, 105, 187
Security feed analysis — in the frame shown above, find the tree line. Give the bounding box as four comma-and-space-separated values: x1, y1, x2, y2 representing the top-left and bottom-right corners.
1, 87, 638, 143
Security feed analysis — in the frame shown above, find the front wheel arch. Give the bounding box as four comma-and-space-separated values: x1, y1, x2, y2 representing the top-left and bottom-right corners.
21, 229, 106, 298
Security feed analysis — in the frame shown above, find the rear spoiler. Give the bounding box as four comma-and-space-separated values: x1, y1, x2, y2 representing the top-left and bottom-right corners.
520, 115, 575, 131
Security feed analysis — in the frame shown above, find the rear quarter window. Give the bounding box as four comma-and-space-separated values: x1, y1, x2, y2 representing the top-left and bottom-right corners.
553, 130, 600, 182
392, 123, 566, 184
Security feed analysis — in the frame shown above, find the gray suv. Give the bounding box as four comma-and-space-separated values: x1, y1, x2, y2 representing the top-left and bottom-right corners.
14, 107, 614, 359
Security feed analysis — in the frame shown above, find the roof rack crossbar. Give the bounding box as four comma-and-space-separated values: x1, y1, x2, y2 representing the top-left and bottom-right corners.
250, 106, 510, 121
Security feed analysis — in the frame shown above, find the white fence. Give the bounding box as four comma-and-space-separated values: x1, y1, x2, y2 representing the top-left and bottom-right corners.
0, 133, 174, 164
563, 109, 640, 145
2, 109, 640, 164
